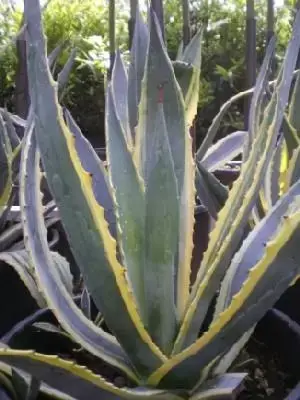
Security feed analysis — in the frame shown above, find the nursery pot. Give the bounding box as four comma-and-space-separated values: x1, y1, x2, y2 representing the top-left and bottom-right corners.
275, 279, 300, 327
191, 166, 240, 283
0, 261, 38, 338
214, 167, 240, 187
236, 308, 300, 399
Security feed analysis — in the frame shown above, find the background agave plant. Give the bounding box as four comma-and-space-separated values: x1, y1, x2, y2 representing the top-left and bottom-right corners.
249, 66, 300, 224
1, 1, 300, 399
0, 38, 78, 313
0, 107, 55, 310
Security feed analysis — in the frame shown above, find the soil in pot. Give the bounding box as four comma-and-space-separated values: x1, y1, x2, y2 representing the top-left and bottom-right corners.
8, 319, 134, 390
7, 320, 298, 399
234, 336, 297, 399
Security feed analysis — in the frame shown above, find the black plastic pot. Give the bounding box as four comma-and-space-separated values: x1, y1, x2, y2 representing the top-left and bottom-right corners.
214, 167, 240, 187
254, 308, 300, 399
191, 166, 240, 283
275, 280, 300, 325
0, 261, 38, 338
191, 208, 209, 284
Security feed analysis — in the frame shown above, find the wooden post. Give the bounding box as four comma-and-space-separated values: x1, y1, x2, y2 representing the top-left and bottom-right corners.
109, 0, 116, 79
244, 0, 256, 130
267, 0, 276, 76
296, 0, 300, 68
15, 16, 29, 137
181, 0, 197, 153
151, 0, 165, 41
128, 0, 137, 49
267, 0, 274, 44
182, 0, 191, 49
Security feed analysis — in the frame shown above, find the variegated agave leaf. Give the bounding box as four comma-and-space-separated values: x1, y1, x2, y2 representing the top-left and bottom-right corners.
112, 50, 132, 147
243, 37, 276, 161
289, 69, 300, 136
2, 110, 21, 153
258, 46, 300, 216
57, 48, 77, 102
25, 0, 166, 377
135, 10, 195, 322
262, 136, 285, 210
20, 127, 140, 381
190, 373, 246, 400
201, 131, 247, 173
174, 27, 203, 128
128, 5, 203, 140
63, 108, 117, 239
148, 189, 300, 389
212, 178, 300, 374
0, 349, 185, 400
194, 40, 276, 217
286, 144, 300, 190
0, 363, 82, 400
0, 113, 15, 219
128, 3, 149, 139
172, 14, 300, 353
195, 162, 228, 220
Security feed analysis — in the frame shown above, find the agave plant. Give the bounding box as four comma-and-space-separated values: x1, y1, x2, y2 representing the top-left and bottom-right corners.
1, 1, 300, 399
0, 38, 78, 312
0, 108, 50, 309
0, 116, 73, 310
248, 67, 300, 224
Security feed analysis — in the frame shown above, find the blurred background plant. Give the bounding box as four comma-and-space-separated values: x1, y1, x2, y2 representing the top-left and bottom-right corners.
0, 0, 297, 147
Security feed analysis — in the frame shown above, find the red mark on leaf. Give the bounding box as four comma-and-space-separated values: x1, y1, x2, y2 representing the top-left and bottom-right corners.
158, 85, 164, 103
157, 82, 167, 103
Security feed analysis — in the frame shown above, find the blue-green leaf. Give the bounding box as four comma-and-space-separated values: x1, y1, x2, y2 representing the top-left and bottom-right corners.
128, 6, 149, 138
136, 10, 195, 320
111, 51, 131, 146
144, 102, 178, 354
190, 373, 246, 400
63, 109, 116, 238
105, 85, 146, 324
195, 162, 228, 220
289, 69, 300, 133
57, 48, 76, 100
20, 126, 138, 381
201, 131, 247, 172
244, 37, 276, 160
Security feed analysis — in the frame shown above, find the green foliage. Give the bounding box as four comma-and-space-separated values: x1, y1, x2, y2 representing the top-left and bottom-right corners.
0, 4, 21, 109
43, 0, 128, 66
41, 0, 128, 142
0, 0, 129, 141
165, 0, 294, 139
0, 0, 296, 145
